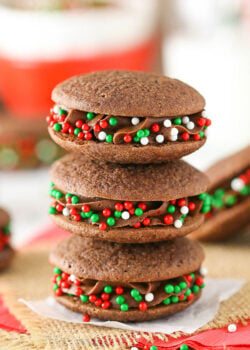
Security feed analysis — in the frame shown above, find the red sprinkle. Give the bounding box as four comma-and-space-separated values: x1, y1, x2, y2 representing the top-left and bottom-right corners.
133, 222, 141, 228
197, 117, 206, 126
138, 202, 147, 211
101, 301, 111, 309
89, 295, 97, 303
70, 208, 77, 216
170, 200, 176, 205
129, 208, 135, 215
93, 124, 101, 133
74, 279, 81, 286
61, 281, 70, 289
164, 215, 173, 225
100, 120, 108, 129
115, 203, 123, 212
82, 123, 89, 131
205, 118, 211, 126
194, 134, 201, 141
181, 132, 190, 141
152, 123, 160, 133
73, 214, 81, 222
101, 293, 110, 301
77, 132, 84, 139
123, 134, 132, 143
99, 222, 107, 231
61, 272, 69, 280
75, 287, 83, 296
187, 293, 194, 301
139, 302, 148, 311
84, 132, 93, 140
55, 288, 63, 296
82, 205, 90, 213
186, 274, 193, 282
68, 127, 75, 135
177, 199, 186, 207
56, 204, 64, 212
195, 277, 204, 287
179, 294, 185, 301
103, 208, 111, 217
75, 120, 83, 128
116, 286, 124, 295
59, 114, 66, 122
124, 201, 133, 210
142, 218, 150, 226
83, 314, 90, 322
95, 298, 102, 307
188, 202, 196, 211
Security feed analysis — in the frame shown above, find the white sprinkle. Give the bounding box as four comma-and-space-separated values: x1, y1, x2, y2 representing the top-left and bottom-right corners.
121, 211, 130, 220
182, 116, 190, 124
156, 134, 164, 143
231, 178, 245, 192
187, 121, 195, 130
170, 135, 178, 142
200, 266, 208, 276
174, 219, 183, 228
204, 128, 209, 137
163, 119, 172, 127
69, 274, 76, 282
131, 117, 140, 126
131, 347, 139, 350
98, 131, 107, 141
170, 127, 178, 136
53, 105, 59, 114
145, 293, 154, 302
140, 137, 149, 146
201, 110, 207, 118
62, 208, 70, 217
228, 323, 237, 332
180, 206, 189, 215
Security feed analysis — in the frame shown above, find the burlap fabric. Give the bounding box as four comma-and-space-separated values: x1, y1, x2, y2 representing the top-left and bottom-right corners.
0, 230, 249, 350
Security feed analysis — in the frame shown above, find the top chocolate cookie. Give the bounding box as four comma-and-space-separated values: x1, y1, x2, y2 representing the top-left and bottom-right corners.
47, 70, 211, 163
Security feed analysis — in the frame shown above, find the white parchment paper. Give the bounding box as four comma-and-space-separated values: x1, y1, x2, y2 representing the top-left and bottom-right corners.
20, 278, 244, 334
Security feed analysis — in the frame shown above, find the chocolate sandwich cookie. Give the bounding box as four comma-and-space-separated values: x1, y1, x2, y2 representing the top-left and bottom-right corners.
49, 153, 208, 243
191, 146, 250, 241
0, 112, 63, 170
0, 208, 14, 271
50, 235, 205, 322
47, 70, 211, 164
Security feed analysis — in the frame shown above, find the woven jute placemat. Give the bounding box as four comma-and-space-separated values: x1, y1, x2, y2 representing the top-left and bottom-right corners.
0, 231, 250, 350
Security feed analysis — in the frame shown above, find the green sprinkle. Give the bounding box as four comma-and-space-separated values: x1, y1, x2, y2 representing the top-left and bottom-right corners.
212, 198, 224, 209
116, 296, 125, 305
192, 285, 200, 293
199, 131, 204, 138
179, 281, 187, 290
190, 273, 195, 279
109, 117, 118, 126
136, 130, 145, 138
80, 295, 89, 303
144, 129, 150, 137
134, 295, 142, 302
58, 108, 66, 116
81, 212, 87, 219
56, 276, 62, 282
180, 345, 189, 350
107, 217, 115, 226
201, 205, 211, 213
91, 214, 100, 223
167, 205, 176, 213
54, 123, 62, 132
185, 288, 192, 296
65, 193, 72, 199
55, 191, 63, 199
162, 297, 171, 305
50, 182, 54, 188
54, 267, 62, 274
174, 117, 182, 125
120, 303, 129, 311
53, 284, 59, 290
74, 128, 81, 136
49, 207, 57, 215
85, 210, 93, 218
171, 295, 179, 303
150, 346, 158, 350
225, 195, 237, 206
86, 112, 95, 120
200, 283, 205, 289
104, 285, 112, 293
135, 208, 143, 216
114, 210, 121, 218
203, 196, 212, 205
133, 136, 140, 142
164, 284, 174, 294
241, 186, 249, 195
174, 285, 181, 294
214, 189, 225, 198
106, 135, 113, 143
71, 196, 79, 204
198, 193, 207, 200
131, 289, 140, 298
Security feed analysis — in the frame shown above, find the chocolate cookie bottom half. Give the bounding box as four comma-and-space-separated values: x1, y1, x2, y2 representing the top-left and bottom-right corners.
50, 236, 205, 321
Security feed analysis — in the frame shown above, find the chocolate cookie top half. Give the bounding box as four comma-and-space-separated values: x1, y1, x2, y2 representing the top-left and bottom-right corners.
49, 235, 204, 282
50, 153, 208, 202
48, 71, 211, 163
52, 70, 205, 117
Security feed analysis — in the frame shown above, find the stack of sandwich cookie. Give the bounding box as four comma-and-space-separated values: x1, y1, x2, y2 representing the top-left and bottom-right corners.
0, 208, 14, 271
47, 70, 211, 322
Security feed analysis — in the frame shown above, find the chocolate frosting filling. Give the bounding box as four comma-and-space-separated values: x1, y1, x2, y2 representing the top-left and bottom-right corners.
51, 191, 203, 229
57, 270, 203, 310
